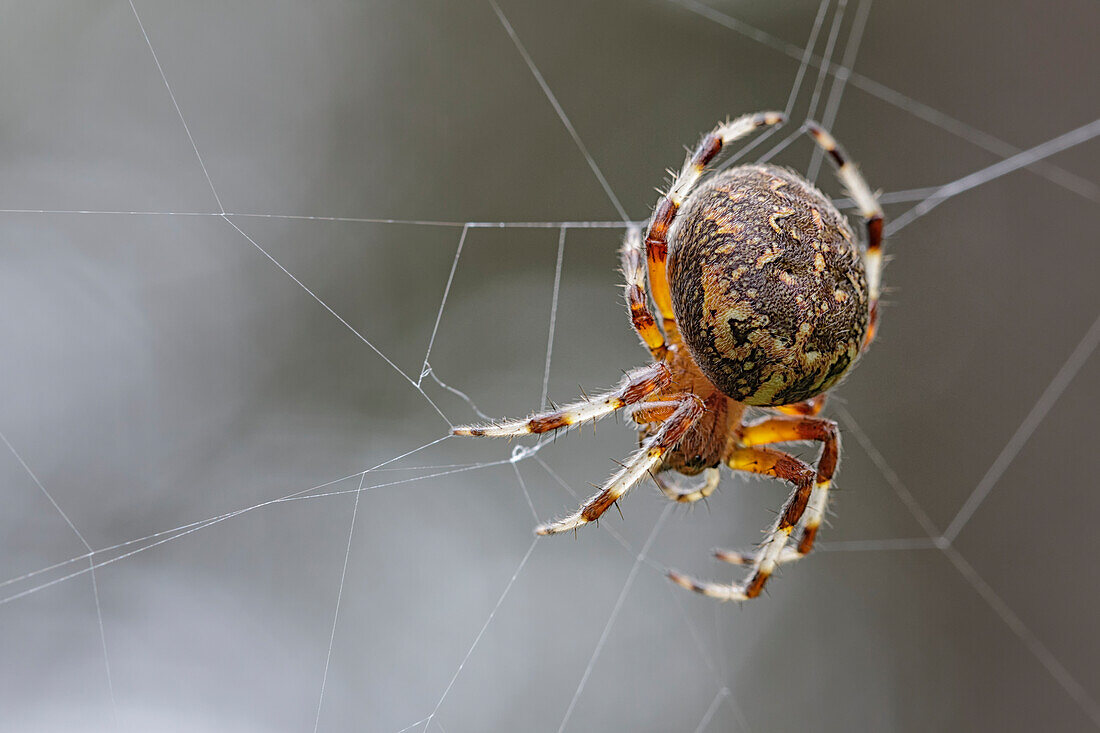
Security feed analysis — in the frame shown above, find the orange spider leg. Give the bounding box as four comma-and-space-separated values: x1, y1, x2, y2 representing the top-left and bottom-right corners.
621, 227, 669, 358
670, 446, 816, 600
672, 414, 840, 600
731, 415, 838, 556
774, 393, 828, 417
645, 112, 786, 337
805, 122, 885, 351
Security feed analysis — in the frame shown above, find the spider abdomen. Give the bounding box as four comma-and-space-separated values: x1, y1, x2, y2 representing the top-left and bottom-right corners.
667, 164, 869, 406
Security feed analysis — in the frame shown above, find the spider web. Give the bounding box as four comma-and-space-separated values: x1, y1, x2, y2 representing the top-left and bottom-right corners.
1, 0, 1098, 731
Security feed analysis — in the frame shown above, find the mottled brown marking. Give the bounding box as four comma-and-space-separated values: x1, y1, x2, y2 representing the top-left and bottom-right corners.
755, 247, 782, 269
769, 210, 793, 233
667, 164, 869, 405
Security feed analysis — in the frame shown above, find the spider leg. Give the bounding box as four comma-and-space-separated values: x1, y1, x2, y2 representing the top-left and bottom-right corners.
452, 362, 671, 437
653, 467, 721, 504
536, 392, 704, 535
805, 122, 885, 350
645, 112, 786, 334
668, 447, 815, 600
713, 415, 839, 570
773, 393, 827, 416
621, 226, 669, 358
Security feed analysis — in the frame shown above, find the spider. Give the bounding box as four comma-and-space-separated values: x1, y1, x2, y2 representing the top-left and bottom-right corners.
453, 112, 885, 601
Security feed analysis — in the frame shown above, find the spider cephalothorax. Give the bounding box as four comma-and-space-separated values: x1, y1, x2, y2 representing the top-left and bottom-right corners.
454, 113, 886, 601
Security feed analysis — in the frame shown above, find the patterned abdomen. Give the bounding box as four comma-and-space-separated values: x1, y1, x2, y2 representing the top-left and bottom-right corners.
667, 164, 869, 406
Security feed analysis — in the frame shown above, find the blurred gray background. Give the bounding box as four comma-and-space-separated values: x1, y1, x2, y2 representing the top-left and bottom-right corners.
1, 0, 1098, 731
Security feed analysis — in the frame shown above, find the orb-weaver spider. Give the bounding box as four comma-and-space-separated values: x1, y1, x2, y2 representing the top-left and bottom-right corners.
454, 112, 885, 600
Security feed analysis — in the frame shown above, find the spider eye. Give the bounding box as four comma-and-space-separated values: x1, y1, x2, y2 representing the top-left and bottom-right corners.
682, 454, 707, 471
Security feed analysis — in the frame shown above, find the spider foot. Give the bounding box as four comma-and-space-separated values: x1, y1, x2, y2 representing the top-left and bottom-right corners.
667, 571, 749, 602
535, 512, 589, 536
714, 545, 802, 566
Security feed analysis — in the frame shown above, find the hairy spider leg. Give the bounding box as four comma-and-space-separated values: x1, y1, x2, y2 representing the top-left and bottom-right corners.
669, 446, 817, 600
644, 112, 786, 336
536, 393, 704, 535
451, 362, 671, 437
805, 121, 885, 350
621, 227, 669, 359
774, 393, 828, 417
713, 415, 838, 570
